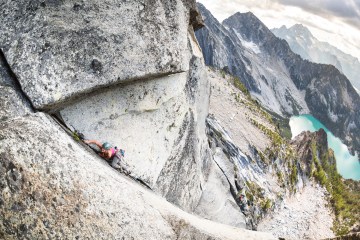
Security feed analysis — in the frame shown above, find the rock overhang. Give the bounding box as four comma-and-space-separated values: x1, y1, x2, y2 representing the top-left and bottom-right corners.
0, 0, 203, 111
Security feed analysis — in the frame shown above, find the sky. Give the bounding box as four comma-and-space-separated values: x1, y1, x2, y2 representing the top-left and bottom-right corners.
197, 0, 360, 61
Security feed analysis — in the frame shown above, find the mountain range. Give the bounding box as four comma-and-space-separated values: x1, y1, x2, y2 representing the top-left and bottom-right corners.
1, 1, 359, 239
272, 24, 360, 93
195, 3, 360, 156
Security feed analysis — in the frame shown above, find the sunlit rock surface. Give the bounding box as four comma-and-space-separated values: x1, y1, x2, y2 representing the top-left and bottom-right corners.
59, 31, 212, 212
0, 113, 276, 239
0, 52, 32, 121
0, 0, 199, 110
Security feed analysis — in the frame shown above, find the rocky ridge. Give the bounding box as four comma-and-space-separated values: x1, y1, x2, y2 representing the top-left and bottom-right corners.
206, 66, 359, 237
0, 0, 279, 239
195, 3, 360, 156
204, 67, 336, 239
1, 0, 357, 239
291, 130, 360, 235
256, 129, 337, 239
0, 112, 276, 239
272, 24, 360, 93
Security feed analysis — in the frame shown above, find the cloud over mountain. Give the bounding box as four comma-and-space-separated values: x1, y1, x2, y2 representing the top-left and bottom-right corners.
276, 0, 360, 29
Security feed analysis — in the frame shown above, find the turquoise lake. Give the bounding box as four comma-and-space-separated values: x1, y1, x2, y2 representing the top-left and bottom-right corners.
289, 115, 360, 180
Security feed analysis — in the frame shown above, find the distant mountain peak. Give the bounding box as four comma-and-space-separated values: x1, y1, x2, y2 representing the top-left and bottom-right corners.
223, 11, 274, 44
195, 4, 360, 155
289, 24, 313, 37
241, 11, 257, 18
224, 10, 262, 25
292, 23, 306, 29
230, 11, 256, 18
196, 2, 221, 25
272, 24, 313, 38
272, 24, 360, 92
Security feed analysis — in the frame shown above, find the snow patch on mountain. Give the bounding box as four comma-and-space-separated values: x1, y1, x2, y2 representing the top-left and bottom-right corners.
328, 111, 339, 123
234, 29, 261, 54
241, 51, 309, 116
221, 21, 311, 117
355, 87, 360, 94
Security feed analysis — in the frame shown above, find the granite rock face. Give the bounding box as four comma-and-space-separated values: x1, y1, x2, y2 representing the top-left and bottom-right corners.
1, 113, 172, 239
0, 113, 276, 239
0, 1, 278, 238
0, 0, 202, 110
0, 51, 33, 121
0, 0, 214, 213
204, 116, 275, 230
194, 147, 247, 229
60, 31, 211, 212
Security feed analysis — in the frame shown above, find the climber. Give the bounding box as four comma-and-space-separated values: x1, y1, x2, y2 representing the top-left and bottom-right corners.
83, 140, 114, 159
84, 139, 130, 174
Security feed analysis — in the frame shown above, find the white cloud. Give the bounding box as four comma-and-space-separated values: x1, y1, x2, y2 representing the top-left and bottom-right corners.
197, 0, 360, 61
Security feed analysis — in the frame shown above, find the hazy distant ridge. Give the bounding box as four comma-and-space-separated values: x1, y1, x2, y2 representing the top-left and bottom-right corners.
272, 24, 360, 93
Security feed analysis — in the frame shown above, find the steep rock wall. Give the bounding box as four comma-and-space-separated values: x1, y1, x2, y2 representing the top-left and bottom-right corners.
0, 0, 213, 213
0, 51, 33, 120
59, 30, 211, 211
0, 0, 199, 110
0, 0, 274, 238
0, 113, 276, 239
194, 147, 247, 229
